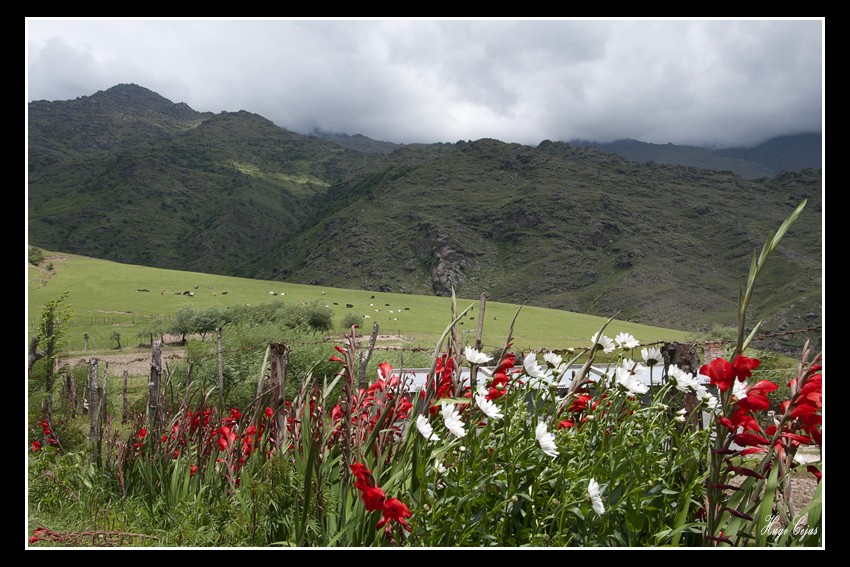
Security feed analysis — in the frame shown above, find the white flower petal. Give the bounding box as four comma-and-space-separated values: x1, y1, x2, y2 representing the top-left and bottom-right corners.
464, 346, 493, 365
416, 414, 441, 442
441, 404, 467, 438
475, 394, 504, 420
535, 422, 559, 458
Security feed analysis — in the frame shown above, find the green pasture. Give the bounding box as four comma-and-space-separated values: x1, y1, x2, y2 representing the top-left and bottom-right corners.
27, 249, 691, 356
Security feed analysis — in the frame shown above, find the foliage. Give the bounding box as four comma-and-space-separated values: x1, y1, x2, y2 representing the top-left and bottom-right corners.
26, 202, 822, 548
29, 246, 45, 266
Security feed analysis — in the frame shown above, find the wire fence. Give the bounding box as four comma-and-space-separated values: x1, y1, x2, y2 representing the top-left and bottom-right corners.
64, 323, 821, 370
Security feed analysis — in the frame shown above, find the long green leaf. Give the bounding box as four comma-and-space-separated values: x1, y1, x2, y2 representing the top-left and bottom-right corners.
755, 463, 779, 546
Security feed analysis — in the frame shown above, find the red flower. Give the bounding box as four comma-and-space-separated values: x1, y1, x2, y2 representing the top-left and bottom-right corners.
190, 465, 199, 477
377, 498, 412, 534
137, 428, 148, 440
568, 394, 591, 413
265, 406, 274, 418
700, 358, 735, 392
806, 465, 822, 483
378, 362, 394, 381
731, 355, 760, 381
329, 356, 344, 363
162, 435, 169, 443
351, 462, 376, 488
558, 419, 574, 429
217, 426, 237, 451
360, 485, 387, 512
734, 432, 769, 446
32, 441, 41, 452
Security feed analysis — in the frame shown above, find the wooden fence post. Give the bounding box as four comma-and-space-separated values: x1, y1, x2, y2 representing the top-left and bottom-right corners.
122, 370, 129, 424
99, 362, 108, 433
63, 369, 75, 419
358, 322, 379, 389
662, 342, 701, 429
88, 358, 99, 461
148, 341, 162, 438
269, 342, 291, 448
217, 327, 224, 412
475, 292, 488, 352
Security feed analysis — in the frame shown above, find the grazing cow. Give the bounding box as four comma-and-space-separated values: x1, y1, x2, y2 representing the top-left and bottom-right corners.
346, 304, 354, 308
270, 291, 277, 296
222, 291, 228, 295
137, 288, 150, 292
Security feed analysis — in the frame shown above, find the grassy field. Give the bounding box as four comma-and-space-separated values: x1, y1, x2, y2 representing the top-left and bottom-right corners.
27, 248, 691, 358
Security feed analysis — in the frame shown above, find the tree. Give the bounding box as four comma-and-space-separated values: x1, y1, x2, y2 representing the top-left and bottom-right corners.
31, 292, 72, 421
28, 246, 45, 266
110, 330, 122, 350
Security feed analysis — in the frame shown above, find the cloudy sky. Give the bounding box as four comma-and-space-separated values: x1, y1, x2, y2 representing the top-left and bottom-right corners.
26, 18, 823, 149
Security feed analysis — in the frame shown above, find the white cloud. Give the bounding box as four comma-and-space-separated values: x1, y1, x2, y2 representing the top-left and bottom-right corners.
25, 18, 823, 148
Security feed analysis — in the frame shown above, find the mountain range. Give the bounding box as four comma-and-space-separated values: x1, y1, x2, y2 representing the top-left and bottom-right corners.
27, 84, 823, 354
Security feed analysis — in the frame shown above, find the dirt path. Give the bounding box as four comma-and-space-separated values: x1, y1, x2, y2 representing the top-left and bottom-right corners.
64, 348, 186, 376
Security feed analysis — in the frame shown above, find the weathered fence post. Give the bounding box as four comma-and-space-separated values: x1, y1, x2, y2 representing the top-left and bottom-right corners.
662, 342, 701, 429
148, 341, 162, 439
88, 358, 99, 461
475, 292, 488, 352
122, 370, 129, 424
99, 361, 108, 431
217, 327, 224, 412
269, 342, 291, 448
63, 368, 75, 419
358, 322, 379, 389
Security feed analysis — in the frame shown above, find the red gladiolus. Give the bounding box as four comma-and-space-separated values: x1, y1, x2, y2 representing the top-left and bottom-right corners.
731, 355, 760, 381
736, 394, 770, 411
190, 465, 199, 477
700, 358, 735, 392
568, 394, 591, 413
806, 465, 822, 483
378, 362, 394, 381
265, 406, 274, 418
217, 426, 237, 451
32, 441, 41, 452
334, 345, 346, 354
734, 432, 769, 446
329, 356, 344, 363
781, 432, 813, 444
558, 419, 574, 429
138, 428, 148, 440
377, 498, 412, 534
360, 485, 387, 512
727, 465, 764, 479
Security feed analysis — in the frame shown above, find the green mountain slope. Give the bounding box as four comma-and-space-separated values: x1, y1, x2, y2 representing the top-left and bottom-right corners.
253, 139, 822, 354
27, 85, 823, 355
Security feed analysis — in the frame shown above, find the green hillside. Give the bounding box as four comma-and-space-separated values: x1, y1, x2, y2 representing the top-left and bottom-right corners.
27, 249, 690, 354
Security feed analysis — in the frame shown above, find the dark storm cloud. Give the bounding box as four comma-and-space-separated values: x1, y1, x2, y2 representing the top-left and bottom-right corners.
26, 18, 823, 148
